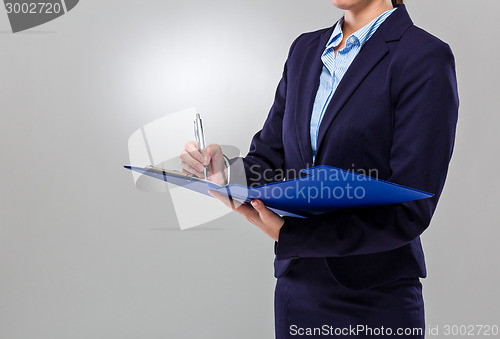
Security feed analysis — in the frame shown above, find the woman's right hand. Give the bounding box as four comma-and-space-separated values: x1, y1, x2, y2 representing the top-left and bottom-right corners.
180, 141, 227, 186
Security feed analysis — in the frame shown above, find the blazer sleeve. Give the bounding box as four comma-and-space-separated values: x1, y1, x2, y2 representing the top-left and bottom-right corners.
228, 35, 303, 187
275, 40, 459, 259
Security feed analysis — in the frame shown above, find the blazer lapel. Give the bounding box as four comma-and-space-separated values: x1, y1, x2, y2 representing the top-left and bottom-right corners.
294, 26, 335, 167
315, 32, 389, 159
315, 4, 413, 161
292, 4, 413, 167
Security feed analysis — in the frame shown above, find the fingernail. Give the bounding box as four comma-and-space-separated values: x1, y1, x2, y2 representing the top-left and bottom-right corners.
197, 165, 204, 172
251, 200, 259, 207
204, 155, 209, 164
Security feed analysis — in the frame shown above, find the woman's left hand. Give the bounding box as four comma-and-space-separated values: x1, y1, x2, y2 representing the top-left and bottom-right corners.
208, 190, 284, 241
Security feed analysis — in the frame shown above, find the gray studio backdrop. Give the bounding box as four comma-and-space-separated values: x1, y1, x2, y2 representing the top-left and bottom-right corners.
1, 0, 498, 338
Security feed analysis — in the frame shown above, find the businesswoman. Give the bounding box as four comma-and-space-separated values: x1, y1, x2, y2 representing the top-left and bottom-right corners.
181, 0, 458, 337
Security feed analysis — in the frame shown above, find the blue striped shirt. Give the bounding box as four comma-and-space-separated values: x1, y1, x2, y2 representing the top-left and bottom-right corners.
310, 7, 397, 163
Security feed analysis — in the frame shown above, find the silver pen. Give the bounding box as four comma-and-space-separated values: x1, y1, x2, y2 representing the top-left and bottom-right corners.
194, 113, 207, 179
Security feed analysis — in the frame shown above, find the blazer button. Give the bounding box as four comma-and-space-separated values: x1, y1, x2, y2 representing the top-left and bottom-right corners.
291, 256, 299, 260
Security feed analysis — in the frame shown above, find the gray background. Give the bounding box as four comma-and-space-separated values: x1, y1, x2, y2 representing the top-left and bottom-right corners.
0, 0, 498, 338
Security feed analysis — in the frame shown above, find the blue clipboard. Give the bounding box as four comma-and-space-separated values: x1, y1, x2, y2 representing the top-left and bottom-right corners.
124, 165, 433, 218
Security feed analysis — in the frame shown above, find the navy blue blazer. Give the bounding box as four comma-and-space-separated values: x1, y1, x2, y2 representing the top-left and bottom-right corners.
230, 4, 459, 289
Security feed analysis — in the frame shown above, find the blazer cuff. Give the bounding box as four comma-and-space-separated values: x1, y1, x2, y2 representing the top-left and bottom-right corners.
276, 216, 302, 260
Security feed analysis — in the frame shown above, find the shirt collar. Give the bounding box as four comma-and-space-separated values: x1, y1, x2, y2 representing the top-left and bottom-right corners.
325, 7, 397, 51
326, 18, 344, 50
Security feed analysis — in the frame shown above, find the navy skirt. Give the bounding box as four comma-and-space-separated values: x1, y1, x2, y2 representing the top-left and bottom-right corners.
274, 257, 425, 338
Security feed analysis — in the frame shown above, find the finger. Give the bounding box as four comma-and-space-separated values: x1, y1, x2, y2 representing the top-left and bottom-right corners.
209, 193, 264, 227
208, 190, 235, 209
250, 199, 277, 222
237, 204, 261, 224
180, 161, 204, 178
185, 141, 204, 162
181, 168, 204, 179
203, 144, 223, 166
184, 141, 204, 162
205, 144, 226, 184
201, 148, 210, 167
234, 203, 258, 219
180, 149, 206, 174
